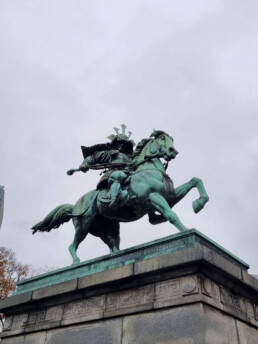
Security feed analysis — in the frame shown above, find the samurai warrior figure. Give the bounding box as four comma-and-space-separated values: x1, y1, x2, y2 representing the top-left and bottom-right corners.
67, 124, 135, 209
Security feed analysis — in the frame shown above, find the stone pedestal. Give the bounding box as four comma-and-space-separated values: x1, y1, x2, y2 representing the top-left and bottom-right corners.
1, 229, 258, 343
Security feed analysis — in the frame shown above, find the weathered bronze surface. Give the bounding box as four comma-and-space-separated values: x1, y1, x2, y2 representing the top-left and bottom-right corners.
32, 125, 209, 264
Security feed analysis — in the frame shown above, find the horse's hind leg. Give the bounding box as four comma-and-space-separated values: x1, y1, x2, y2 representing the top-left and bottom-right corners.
69, 215, 93, 264
99, 222, 120, 254
173, 177, 209, 213
149, 192, 188, 232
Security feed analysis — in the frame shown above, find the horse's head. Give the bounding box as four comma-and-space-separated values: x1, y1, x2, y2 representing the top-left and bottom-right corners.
149, 130, 178, 161
132, 130, 178, 167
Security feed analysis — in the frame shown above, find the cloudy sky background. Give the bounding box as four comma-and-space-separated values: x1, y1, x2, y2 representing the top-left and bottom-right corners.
1, 0, 258, 273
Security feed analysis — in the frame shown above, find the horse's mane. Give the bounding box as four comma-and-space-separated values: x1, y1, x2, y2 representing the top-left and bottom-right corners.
132, 130, 172, 159
150, 129, 171, 139
131, 138, 151, 159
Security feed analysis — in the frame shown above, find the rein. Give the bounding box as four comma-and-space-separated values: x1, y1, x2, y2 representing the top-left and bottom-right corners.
130, 155, 156, 169
130, 158, 169, 177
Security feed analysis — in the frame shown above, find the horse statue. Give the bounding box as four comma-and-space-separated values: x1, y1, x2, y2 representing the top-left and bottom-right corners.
32, 129, 209, 264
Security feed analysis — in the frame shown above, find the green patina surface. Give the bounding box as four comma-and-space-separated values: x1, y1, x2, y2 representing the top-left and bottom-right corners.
16, 229, 248, 295
32, 127, 210, 265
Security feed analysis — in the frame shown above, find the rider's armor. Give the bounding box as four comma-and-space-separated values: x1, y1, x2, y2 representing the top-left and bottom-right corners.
68, 125, 135, 208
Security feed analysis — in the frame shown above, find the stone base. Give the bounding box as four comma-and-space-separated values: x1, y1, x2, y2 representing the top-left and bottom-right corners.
1, 230, 258, 344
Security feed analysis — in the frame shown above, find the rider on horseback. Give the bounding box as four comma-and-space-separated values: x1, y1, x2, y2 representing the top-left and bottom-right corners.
32, 128, 209, 265
67, 124, 135, 209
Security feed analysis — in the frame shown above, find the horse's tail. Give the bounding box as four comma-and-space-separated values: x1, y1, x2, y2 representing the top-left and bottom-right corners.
32, 204, 74, 234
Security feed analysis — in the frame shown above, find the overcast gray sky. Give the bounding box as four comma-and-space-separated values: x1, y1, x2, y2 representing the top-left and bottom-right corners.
0, 0, 258, 273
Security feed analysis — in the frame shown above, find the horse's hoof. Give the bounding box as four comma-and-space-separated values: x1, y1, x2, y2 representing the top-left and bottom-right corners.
72, 258, 80, 265
110, 248, 120, 254
192, 199, 204, 213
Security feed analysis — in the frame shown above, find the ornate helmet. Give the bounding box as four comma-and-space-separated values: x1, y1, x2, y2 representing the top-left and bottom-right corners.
107, 124, 135, 154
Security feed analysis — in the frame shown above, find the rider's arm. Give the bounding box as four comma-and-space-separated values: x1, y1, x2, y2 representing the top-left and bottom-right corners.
79, 155, 94, 172
67, 150, 120, 176
80, 150, 119, 172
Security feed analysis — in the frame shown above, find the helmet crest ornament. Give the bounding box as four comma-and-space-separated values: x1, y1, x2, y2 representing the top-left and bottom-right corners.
107, 124, 132, 141
114, 124, 132, 140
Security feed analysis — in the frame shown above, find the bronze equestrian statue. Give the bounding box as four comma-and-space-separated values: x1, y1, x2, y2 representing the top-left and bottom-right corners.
32, 126, 209, 264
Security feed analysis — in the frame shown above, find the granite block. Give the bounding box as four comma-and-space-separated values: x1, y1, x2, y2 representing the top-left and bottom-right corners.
3, 316, 12, 331
203, 304, 239, 343
24, 331, 46, 344
0, 292, 32, 312
203, 246, 242, 280
104, 284, 154, 318
236, 319, 258, 344
24, 305, 63, 333
45, 319, 122, 344
62, 295, 105, 325
0, 336, 25, 344
242, 270, 258, 292
32, 279, 78, 300
78, 264, 133, 290
155, 275, 200, 309
122, 304, 204, 344
134, 246, 203, 275
1, 313, 29, 337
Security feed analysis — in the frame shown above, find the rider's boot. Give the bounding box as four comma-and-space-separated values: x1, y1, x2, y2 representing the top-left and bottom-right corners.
109, 182, 129, 209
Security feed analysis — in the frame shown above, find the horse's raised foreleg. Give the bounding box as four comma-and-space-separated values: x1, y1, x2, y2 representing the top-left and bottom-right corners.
173, 177, 209, 213
149, 192, 188, 232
